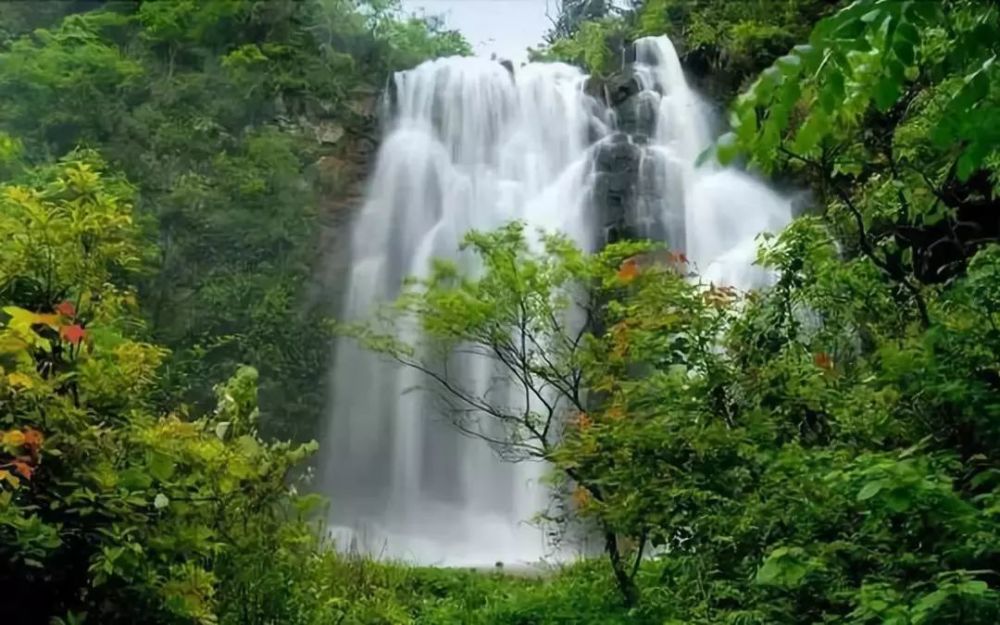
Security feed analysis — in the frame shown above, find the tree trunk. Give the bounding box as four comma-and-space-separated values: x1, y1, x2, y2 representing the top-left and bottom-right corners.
604, 528, 640, 607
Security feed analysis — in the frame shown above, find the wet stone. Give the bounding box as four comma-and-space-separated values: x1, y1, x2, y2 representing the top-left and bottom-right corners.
615, 90, 659, 136
594, 135, 641, 174
605, 74, 642, 106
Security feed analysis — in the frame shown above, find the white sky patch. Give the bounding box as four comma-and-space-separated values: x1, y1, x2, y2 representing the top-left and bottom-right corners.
400, 0, 561, 64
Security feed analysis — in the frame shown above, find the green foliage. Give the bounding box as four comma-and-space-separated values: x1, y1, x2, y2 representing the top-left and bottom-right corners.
724, 0, 999, 179
532, 17, 629, 76
341, 222, 732, 605
635, 0, 837, 96
0, 155, 320, 624
0, 10, 143, 158
547, 0, 624, 42
0, 0, 470, 439
538, 0, 836, 98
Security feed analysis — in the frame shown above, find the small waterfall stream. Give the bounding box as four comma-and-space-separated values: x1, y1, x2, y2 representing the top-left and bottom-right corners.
321, 36, 793, 565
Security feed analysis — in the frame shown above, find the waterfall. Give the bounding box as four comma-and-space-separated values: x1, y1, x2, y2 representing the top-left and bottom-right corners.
321, 36, 792, 566
628, 37, 793, 287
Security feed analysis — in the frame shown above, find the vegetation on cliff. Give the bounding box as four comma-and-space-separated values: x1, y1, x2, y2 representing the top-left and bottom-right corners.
0, 2, 470, 623
0, 0, 469, 441
534, 0, 838, 98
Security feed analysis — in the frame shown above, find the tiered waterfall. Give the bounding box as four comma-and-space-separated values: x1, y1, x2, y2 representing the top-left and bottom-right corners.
321, 36, 793, 565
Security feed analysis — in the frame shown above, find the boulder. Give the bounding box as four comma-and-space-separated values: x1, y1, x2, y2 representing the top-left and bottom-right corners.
594, 134, 641, 174
314, 121, 346, 145
604, 73, 642, 106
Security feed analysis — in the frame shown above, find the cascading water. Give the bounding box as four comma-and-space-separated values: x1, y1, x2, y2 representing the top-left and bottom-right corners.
322, 58, 604, 566
628, 37, 794, 288
321, 36, 792, 566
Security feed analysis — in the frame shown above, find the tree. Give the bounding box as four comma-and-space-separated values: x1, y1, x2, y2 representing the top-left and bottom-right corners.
0, 153, 319, 625
547, 0, 619, 41
719, 0, 1000, 298
342, 222, 718, 605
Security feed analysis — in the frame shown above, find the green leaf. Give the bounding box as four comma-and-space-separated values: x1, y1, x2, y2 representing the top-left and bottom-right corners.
896, 20, 920, 44
792, 44, 817, 61
969, 469, 1000, 489
828, 67, 846, 100
148, 452, 176, 482
733, 106, 758, 144
755, 558, 782, 585
119, 468, 153, 491
716, 132, 740, 165
956, 149, 977, 182
873, 78, 902, 111
858, 480, 885, 501
892, 39, 915, 66
755, 67, 783, 102
792, 110, 827, 154
777, 54, 802, 76
884, 488, 913, 512
236, 434, 262, 457
153, 493, 169, 510
755, 547, 811, 587
861, 8, 883, 23
695, 145, 716, 168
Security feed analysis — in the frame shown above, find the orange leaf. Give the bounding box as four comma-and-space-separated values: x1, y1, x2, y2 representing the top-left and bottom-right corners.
11, 460, 32, 480
55, 300, 77, 318
22, 428, 43, 451
60, 324, 86, 345
611, 323, 630, 358
617, 259, 639, 283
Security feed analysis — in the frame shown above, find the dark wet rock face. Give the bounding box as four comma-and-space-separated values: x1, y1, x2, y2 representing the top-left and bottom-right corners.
606, 74, 642, 106
593, 134, 640, 243
590, 41, 674, 247
615, 90, 658, 136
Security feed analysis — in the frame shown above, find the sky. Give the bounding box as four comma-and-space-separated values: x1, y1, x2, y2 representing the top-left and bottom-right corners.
399, 0, 559, 63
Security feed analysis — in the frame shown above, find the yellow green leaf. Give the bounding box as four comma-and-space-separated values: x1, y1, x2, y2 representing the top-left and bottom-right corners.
6, 372, 34, 389
2, 430, 26, 446
0, 469, 20, 488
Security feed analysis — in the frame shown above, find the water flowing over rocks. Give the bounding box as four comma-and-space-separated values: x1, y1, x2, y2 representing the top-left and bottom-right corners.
320, 37, 794, 566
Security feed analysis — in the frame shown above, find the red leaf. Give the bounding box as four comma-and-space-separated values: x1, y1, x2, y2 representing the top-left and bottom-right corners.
60, 324, 87, 345
814, 352, 833, 370
55, 300, 77, 318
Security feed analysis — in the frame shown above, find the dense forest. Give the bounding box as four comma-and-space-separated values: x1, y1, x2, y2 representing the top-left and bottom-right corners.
2, 0, 999, 624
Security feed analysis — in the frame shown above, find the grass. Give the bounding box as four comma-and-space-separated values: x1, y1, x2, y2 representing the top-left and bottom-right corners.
308, 556, 643, 624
